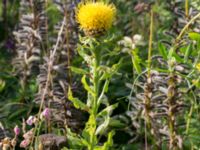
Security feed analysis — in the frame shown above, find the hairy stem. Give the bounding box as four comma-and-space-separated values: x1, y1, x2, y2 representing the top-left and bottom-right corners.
89, 49, 100, 150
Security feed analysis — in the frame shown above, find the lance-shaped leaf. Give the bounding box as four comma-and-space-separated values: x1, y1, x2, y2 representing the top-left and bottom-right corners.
94, 131, 115, 150
102, 130, 115, 150
131, 49, 142, 74
189, 32, 200, 41
81, 75, 95, 96
82, 114, 97, 145
68, 87, 90, 112
77, 44, 92, 64
66, 128, 87, 148
97, 103, 118, 117
0, 79, 5, 92
97, 80, 109, 106
95, 116, 110, 135
100, 58, 123, 80
158, 42, 168, 60
70, 66, 89, 75
184, 44, 192, 63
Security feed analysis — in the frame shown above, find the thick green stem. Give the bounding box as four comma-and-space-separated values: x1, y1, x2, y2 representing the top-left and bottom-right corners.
89, 49, 100, 150
93, 54, 100, 115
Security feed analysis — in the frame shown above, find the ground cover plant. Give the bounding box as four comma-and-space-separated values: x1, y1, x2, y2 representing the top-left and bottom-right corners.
0, 0, 200, 149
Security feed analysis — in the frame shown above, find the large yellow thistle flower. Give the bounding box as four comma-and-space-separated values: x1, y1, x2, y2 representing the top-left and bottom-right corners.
76, 2, 116, 36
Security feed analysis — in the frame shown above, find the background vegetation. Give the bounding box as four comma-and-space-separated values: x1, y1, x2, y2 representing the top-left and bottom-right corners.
0, 0, 200, 149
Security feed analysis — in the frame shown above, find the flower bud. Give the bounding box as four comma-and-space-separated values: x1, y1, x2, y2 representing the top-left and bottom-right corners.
41, 108, 50, 119
20, 140, 30, 148
14, 125, 20, 136
26, 116, 34, 126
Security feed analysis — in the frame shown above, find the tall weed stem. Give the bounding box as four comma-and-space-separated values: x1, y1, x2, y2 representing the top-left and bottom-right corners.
90, 48, 100, 150
145, 8, 153, 136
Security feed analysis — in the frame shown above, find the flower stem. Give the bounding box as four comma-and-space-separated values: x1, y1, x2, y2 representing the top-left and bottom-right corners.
176, 12, 200, 42
145, 8, 153, 142
147, 9, 154, 79
93, 52, 100, 115
89, 47, 100, 150
185, 0, 189, 18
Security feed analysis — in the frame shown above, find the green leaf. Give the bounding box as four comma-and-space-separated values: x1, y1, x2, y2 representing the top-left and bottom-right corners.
189, 32, 200, 41
83, 114, 97, 145
168, 47, 174, 59
184, 44, 192, 63
95, 116, 110, 135
67, 133, 84, 148
0, 79, 5, 92
70, 66, 89, 75
167, 47, 183, 63
100, 58, 123, 80
158, 42, 168, 60
68, 87, 90, 112
97, 80, 109, 105
97, 103, 118, 117
66, 128, 87, 149
172, 51, 184, 63
131, 50, 142, 74
77, 44, 92, 64
81, 75, 95, 96
102, 131, 115, 150
8, 107, 27, 121
109, 118, 127, 128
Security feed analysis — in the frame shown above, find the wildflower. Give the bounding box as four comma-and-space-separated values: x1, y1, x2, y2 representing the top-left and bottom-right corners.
26, 116, 34, 126
41, 108, 50, 119
14, 125, 20, 136
23, 129, 34, 141
196, 63, 200, 72
118, 34, 144, 53
20, 129, 33, 148
20, 140, 30, 148
133, 34, 144, 45
76, 2, 116, 36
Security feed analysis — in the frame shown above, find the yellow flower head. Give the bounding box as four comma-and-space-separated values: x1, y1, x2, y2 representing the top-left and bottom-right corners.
76, 2, 116, 36
196, 63, 200, 72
